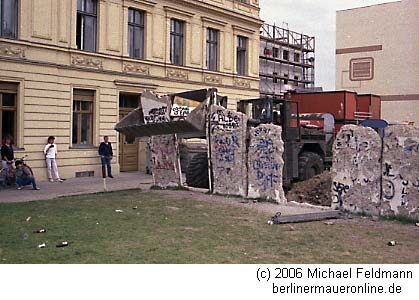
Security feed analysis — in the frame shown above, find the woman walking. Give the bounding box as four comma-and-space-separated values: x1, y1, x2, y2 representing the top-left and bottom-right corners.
44, 136, 64, 182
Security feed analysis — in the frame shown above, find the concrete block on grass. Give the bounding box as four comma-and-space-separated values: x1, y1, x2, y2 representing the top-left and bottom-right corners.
247, 124, 286, 203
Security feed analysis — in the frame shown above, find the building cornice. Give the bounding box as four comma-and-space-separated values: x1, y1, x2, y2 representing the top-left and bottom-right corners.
168, 0, 263, 27
123, 0, 157, 8
163, 5, 195, 18
0, 51, 259, 93
201, 16, 228, 27
232, 24, 256, 34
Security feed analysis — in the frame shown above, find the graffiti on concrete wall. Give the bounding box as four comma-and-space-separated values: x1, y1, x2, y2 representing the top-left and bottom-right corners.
210, 105, 247, 197
247, 124, 286, 203
381, 126, 419, 219
333, 124, 419, 220
170, 96, 199, 117
331, 181, 350, 206
210, 108, 242, 131
140, 91, 171, 124
150, 134, 181, 187
331, 125, 381, 214
213, 133, 240, 177
144, 106, 169, 124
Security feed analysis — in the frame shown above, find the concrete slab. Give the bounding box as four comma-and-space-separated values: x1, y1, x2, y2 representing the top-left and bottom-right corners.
274, 211, 340, 224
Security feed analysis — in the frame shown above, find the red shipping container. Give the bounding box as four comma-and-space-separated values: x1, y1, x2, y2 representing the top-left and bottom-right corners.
291, 91, 358, 122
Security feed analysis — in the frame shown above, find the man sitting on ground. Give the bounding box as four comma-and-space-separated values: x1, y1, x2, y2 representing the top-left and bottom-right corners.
15, 160, 40, 190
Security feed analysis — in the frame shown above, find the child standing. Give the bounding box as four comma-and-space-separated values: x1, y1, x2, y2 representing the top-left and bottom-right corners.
44, 136, 64, 183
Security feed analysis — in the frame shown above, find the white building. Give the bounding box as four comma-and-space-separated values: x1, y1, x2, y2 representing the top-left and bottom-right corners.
336, 0, 419, 124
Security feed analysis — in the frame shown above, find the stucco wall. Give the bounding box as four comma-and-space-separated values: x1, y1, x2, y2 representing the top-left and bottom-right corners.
335, 0, 419, 124
0, 0, 262, 180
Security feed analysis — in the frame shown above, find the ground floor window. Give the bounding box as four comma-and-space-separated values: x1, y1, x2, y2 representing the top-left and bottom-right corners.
72, 89, 94, 145
0, 82, 18, 144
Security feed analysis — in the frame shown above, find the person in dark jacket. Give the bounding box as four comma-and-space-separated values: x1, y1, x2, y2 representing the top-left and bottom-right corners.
98, 136, 113, 178
1, 135, 14, 170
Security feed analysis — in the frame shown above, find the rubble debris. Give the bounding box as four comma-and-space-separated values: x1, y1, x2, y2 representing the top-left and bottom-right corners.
166, 206, 180, 211
38, 243, 46, 249
286, 171, 332, 206
270, 212, 282, 224
247, 124, 286, 203
56, 241, 69, 248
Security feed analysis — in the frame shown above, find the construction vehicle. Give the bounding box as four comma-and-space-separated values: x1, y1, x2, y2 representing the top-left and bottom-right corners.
290, 91, 381, 132
115, 88, 334, 189
237, 97, 333, 186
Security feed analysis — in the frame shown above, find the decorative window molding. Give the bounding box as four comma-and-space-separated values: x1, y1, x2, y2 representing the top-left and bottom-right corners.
166, 68, 189, 80
124, 0, 157, 8
163, 6, 194, 18
234, 78, 251, 88
232, 25, 255, 35
201, 16, 227, 27
122, 62, 150, 75
0, 44, 25, 58
71, 55, 103, 69
203, 74, 222, 85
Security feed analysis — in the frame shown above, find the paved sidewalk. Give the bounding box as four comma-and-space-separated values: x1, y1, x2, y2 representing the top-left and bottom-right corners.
0, 172, 153, 203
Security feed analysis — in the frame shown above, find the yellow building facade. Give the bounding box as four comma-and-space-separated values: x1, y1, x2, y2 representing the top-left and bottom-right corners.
0, 0, 262, 180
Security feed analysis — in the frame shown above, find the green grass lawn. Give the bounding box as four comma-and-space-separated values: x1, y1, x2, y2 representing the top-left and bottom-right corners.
0, 189, 418, 264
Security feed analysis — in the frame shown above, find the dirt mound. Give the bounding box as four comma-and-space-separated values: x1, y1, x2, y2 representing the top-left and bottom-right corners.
286, 171, 332, 206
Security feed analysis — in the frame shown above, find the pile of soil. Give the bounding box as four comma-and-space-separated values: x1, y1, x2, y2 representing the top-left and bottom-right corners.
286, 171, 332, 207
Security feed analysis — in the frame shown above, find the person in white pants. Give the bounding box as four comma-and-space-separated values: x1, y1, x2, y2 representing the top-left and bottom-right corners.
44, 136, 64, 183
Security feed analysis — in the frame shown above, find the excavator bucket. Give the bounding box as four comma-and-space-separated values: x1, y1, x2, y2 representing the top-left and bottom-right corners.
115, 89, 223, 138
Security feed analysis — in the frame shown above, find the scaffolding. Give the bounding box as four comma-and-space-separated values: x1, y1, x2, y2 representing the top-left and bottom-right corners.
260, 23, 315, 98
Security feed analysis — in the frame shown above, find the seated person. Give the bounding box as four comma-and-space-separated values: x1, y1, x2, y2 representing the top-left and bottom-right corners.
1, 135, 14, 170
15, 160, 40, 190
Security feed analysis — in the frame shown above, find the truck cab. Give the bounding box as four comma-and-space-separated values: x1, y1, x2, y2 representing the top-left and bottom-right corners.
238, 98, 333, 186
